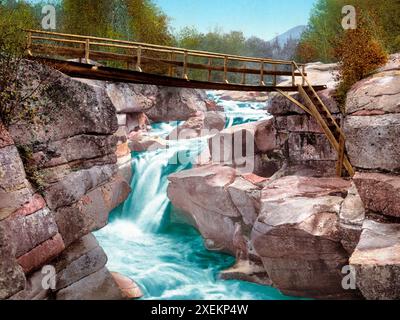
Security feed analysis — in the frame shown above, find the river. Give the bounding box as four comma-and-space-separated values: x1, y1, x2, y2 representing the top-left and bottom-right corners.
94, 92, 297, 300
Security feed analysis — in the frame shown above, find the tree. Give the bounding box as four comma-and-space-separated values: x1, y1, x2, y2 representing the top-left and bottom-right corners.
297, 0, 400, 63
125, 0, 172, 45
0, 1, 40, 125
61, 0, 113, 37
334, 15, 388, 109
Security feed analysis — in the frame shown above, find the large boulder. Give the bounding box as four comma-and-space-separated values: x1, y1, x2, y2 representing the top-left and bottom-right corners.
146, 88, 207, 122
208, 119, 278, 175
350, 220, 400, 300
344, 114, 400, 172
339, 183, 365, 254
168, 112, 226, 140
8, 60, 118, 146
168, 165, 240, 253
105, 83, 157, 113
251, 176, 356, 299
56, 267, 123, 300
346, 70, 400, 115
53, 234, 108, 290
344, 64, 400, 173
353, 172, 400, 219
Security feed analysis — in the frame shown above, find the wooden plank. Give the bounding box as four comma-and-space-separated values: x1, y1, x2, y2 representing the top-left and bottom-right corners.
298, 85, 354, 177
85, 39, 90, 63
336, 134, 345, 177
298, 86, 340, 150
276, 90, 313, 116
293, 61, 344, 138
28, 57, 326, 92
224, 56, 229, 83
208, 58, 212, 82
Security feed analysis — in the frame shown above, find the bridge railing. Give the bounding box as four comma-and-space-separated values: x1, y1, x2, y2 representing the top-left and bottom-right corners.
25, 29, 306, 87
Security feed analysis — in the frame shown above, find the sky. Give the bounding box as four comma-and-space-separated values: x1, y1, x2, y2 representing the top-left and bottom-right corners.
154, 0, 317, 41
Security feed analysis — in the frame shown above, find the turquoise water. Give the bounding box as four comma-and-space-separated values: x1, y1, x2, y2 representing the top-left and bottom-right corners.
95, 94, 295, 300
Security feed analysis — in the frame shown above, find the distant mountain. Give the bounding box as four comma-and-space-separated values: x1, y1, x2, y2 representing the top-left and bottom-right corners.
269, 25, 307, 47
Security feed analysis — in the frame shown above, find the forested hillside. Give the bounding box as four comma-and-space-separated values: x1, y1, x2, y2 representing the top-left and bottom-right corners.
296, 0, 400, 63
0, 0, 300, 59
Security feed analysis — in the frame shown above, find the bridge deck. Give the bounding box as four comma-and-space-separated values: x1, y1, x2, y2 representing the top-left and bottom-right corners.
25, 29, 326, 92
31, 57, 327, 92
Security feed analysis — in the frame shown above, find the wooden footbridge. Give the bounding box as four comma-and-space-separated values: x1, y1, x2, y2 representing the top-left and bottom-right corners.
24, 29, 354, 177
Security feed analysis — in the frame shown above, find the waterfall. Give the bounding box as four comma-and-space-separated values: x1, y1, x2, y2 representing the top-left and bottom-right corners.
95, 93, 294, 300
118, 137, 207, 233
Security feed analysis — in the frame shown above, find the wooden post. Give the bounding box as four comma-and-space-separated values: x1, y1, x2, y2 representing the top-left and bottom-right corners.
336, 134, 345, 177
207, 58, 212, 82
224, 56, 229, 84
260, 61, 265, 86
168, 52, 174, 77
127, 49, 133, 70
183, 51, 189, 80
273, 64, 277, 86
291, 62, 295, 87
85, 38, 90, 63
136, 46, 142, 72
242, 63, 246, 85
302, 64, 306, 86
26, 31, 32, 56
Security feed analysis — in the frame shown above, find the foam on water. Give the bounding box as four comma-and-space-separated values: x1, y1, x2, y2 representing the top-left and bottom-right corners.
95, 92, 297, 300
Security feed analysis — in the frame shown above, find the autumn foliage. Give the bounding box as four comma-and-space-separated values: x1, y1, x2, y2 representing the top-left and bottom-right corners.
334, 19, 388, 108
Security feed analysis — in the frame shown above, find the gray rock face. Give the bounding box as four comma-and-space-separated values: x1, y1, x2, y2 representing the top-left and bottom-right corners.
8, 60, 118, 146
106, 83, 157, 113
0, 145, 32, 220
44, 164, 117, 210
56, 267, 123, 300
344, 114, 400, 172
146, 88, 207, 122
346, 70, 400, 115
267, 88, 340, 116
350, 220, 400, 300
54, 234, 108, 290
31, 135, 117, 170
251, 176, 355, 299
9, 270, 49, 300
0, 222, 26, 299
207, 120, 277, 175
55, 176, 130, 246
1, 60, 132, 300
353, 172, 400, 219
7, 208, 58, 258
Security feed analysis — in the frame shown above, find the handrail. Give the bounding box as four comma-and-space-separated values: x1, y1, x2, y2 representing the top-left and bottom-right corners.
25, 29, 311, 87
25, 29, 302, 66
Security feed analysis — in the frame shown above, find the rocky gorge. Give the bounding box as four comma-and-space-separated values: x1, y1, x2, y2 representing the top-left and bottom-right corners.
0, 59, 211, 300
1, 53, 399, 300
167, 55, 400, 300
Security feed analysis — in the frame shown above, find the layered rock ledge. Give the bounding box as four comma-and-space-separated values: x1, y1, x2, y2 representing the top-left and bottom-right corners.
1, 57, 211, 300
